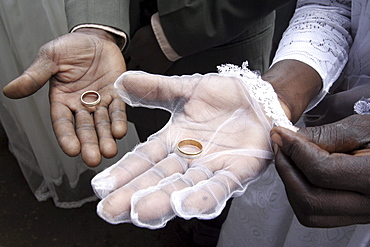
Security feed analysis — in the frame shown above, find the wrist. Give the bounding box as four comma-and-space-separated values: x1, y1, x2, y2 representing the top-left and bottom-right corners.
276, 97, 292, 122
262, 60, 322, 123
218, 62, 298, 132
74, 27, 125, 50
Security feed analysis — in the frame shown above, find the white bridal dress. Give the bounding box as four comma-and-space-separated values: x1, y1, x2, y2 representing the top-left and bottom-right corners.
218, 0, 370, 246
0, 0, 139, 208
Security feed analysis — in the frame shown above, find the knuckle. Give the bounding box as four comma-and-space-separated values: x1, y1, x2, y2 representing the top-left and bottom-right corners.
349, 115, 370, 143
292, 195, 315, 220
299, 126, 321, 143
306, 156, 333, 186
297, 215, 321, 228
292, 192, 326, 227
96, 120, 111, 127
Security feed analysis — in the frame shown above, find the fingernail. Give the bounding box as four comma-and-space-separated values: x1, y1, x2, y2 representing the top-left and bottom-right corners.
270, 131, 283, 147
273, 142, 279, 155
91, 174, 116, 199
97, 200, 131, 224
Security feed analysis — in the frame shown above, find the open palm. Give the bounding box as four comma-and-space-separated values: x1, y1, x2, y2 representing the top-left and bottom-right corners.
92, 71, 288, 229
3, 30, 127, 166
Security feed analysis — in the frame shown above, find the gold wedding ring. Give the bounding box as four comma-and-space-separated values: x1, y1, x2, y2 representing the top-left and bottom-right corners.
81, 90, 101, 107
177, 139, 203, 158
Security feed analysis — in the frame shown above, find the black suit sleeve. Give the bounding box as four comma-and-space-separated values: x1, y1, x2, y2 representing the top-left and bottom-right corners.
157, 0, 292, 57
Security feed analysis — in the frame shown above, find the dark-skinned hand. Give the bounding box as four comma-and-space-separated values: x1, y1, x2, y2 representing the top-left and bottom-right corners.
3, 28, 128, 167
125, 25, 173, 74
271, 114, 370, 228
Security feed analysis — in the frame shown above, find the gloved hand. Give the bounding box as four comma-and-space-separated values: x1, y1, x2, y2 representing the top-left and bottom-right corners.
271, 114, 370, 228
92, 63, 296, 229
2, 28, 127, 167
125, 25, 173, 74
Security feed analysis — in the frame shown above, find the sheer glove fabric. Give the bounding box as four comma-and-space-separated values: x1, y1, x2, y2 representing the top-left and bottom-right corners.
3, 30, 127, 167
92, 66, 295, 229
272, 114, 370, 227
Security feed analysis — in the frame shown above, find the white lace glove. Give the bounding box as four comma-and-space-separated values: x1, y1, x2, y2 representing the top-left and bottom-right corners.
91, 63, 296, 229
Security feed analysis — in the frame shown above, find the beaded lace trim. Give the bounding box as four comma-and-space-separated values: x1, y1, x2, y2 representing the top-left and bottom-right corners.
217, 62, 298, 132
354, 97, 370, 115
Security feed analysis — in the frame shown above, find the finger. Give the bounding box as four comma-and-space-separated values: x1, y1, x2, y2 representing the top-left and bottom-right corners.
114, 71, 194, 110
132, 153, 269, 227
75, 109, 101, 166
94, 106, 118, 158
130, 166, 211, 228
300, 114, 370, 152
130, 173, 186, 229
272, 127, 370, 194
300, 214, 370, 228
275, 150, 370, 227
96, 154, 187, 225
3, 44, 58, 98
91, 136, 169, 198
109, 98, 128, 139
51, 102, 80, 156
171, 170, 234, 220
171, 158, 265, 220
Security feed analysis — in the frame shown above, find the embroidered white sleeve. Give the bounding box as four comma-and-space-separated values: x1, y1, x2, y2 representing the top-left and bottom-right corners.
272, 0, 352, 111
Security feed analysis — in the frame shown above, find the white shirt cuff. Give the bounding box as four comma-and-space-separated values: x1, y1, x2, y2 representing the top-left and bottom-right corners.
151, 13, 182, 62
71, 24, 127, 51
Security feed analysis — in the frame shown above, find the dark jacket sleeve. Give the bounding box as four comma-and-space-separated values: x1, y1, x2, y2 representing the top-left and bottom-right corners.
157, 0, 292, 57
64, 0, 131, 35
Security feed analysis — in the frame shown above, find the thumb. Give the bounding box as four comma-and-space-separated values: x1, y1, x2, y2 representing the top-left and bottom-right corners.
114, 71, 193, 111
115, 71, 188, 100
270, 126, 328, 165
3, 46, 58, 99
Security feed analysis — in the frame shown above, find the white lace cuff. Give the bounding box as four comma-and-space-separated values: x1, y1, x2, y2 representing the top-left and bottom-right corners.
218, 62, 298, 132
